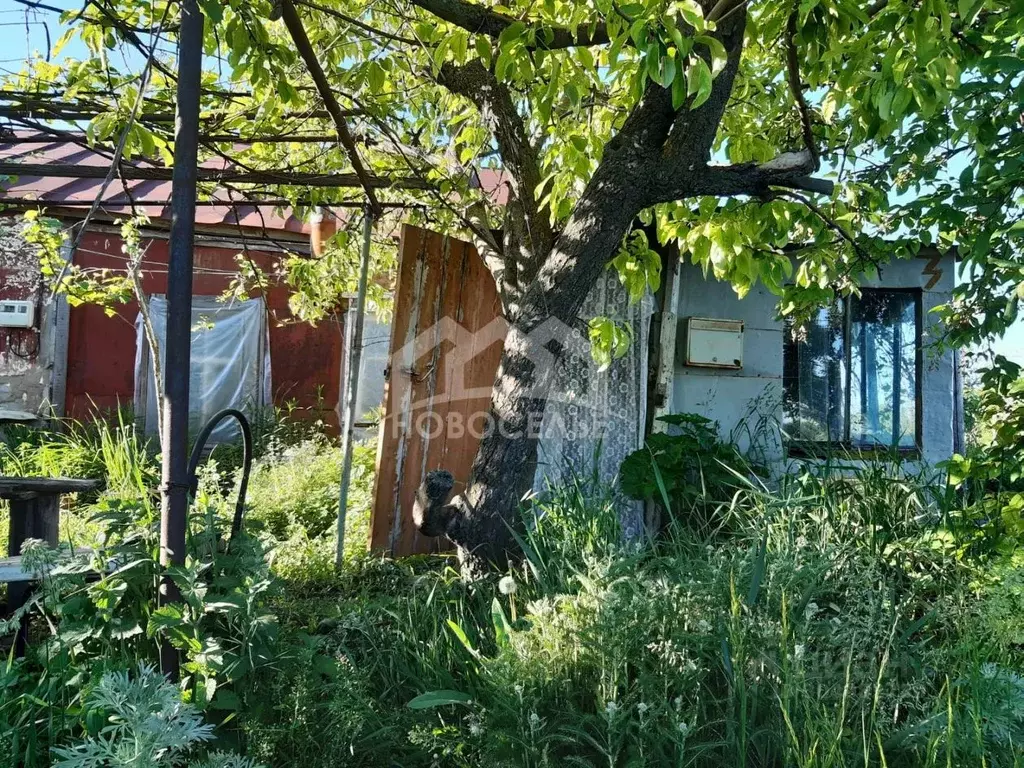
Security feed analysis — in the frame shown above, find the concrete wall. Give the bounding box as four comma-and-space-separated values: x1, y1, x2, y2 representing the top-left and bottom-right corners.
0, 218, 56, 419
669, 251, 957, 470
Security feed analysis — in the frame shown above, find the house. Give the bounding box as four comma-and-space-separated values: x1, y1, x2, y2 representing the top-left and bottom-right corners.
0, 133, 964, 556
666, 253, 963, 469
0, 134, 349, 435
367, 223, 963, 555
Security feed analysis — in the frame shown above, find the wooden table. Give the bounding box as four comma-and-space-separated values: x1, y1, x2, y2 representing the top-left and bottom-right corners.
1, 477, 100, 655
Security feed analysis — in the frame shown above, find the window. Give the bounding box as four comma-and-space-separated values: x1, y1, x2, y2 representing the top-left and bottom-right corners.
783, 289, 921, 452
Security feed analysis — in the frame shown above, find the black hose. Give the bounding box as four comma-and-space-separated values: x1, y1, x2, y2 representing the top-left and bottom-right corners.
186, 408, 253, 540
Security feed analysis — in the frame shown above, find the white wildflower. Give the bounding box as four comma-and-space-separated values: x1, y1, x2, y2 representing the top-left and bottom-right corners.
804, 602, 820, 621
529, 712, 541, 728
637, 702, 649, 715
605, 700, 619, 717
794, 644, 806, 660
498, 575, 517, 595
677, 721, 690, 737
469, 723, 484, 737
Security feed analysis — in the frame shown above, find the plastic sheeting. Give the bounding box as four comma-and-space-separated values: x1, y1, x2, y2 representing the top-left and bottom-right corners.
135, 296, 271, 443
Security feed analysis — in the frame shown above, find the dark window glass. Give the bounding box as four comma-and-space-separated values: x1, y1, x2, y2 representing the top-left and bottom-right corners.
782, 290, 920, 450
782, 303, 846, 443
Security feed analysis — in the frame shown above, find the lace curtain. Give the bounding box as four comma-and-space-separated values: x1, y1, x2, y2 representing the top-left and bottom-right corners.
532, 270, 654, 540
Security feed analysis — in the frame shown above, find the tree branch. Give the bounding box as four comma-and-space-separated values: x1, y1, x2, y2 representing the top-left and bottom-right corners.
785, 4, 819, 169
651, 150, 834, 204
775, 190, 881, 271
437, 60, 553, 291
466, 200, 512, 305
278, 0, 383, 217
409, 0, 610, 49
662, 6, 747, 171
294, 0, 421, 45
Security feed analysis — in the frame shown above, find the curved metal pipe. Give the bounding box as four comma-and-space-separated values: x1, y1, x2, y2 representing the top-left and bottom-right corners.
186, 408, 253, 540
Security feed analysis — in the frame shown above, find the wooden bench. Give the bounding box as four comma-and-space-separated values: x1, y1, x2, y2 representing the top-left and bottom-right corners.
1, 477, 101, 654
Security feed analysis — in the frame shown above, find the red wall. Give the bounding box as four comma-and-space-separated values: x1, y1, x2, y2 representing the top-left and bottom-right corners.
66, 230, 343, 430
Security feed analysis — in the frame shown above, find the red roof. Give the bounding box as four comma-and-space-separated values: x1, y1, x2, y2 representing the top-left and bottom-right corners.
472, 167, 509, 205
0, 132, 511, 234
0, 132, 308, 235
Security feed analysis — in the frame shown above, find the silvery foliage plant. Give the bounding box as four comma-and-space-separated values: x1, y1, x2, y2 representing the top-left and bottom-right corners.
52, 663, 261, 768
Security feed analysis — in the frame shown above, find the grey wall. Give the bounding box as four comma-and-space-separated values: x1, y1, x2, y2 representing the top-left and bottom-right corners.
669, 251, 957, 470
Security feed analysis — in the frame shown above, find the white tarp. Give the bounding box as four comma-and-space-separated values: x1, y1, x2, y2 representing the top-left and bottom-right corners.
135, 296, 271, 443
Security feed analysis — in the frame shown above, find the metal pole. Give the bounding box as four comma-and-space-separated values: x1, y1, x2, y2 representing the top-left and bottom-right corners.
335, 208, 374, 567
159, 0, 203, 681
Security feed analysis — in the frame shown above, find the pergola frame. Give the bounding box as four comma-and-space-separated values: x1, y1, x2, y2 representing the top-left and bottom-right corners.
2, 0, 418, 680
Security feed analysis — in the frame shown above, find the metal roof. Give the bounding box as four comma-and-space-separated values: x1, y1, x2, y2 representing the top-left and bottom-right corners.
0, 132, 511, 235
0, 132, 309, 235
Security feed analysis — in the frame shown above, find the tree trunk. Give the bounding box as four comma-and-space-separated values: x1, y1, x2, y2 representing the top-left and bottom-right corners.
413, 6, 760, 573
415, 165, 647, 573
415, 326, 550, 569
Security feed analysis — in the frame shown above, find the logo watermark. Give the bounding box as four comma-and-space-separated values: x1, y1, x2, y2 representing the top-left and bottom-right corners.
383, 314, 636, 443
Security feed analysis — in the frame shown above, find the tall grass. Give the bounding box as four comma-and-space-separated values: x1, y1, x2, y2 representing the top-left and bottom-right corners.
3, 415, 1022, 767
239, 458, 1024, 767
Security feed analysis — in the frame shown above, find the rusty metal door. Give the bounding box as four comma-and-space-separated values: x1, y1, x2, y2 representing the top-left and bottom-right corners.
369, 225, 506, 556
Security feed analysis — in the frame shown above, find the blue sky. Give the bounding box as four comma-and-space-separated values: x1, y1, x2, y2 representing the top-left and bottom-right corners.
2, 5, 1023, 365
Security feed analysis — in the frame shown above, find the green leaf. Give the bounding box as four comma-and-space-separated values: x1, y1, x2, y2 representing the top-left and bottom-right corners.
745, 533, 767, 607
199, 0, 224, 23
671, 69, 688, 109
210, 689, 241, 711
407, 690, 473, 709
146, 604, 183, 638
676, 0, 705, 29
474, 35, 492, 66
696, 35, 727, 75
649, 450, 674, 516
446, 619, 478, 657
687, 57, 713, 109
491, 598, 512, 649
366, 61, 386, 92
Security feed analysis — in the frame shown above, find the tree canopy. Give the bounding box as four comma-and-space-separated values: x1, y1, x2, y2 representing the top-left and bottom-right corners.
3, 0, 1021, 346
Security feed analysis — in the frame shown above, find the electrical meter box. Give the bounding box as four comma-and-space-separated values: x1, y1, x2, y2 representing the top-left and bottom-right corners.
682, 317, 744, 369
0, 300, 35, 329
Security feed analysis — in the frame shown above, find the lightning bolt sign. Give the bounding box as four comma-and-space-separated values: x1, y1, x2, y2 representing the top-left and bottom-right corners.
920, 254, 943, 290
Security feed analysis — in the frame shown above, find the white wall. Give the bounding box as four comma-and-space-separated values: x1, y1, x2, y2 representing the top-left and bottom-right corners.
669, 252, 957, 470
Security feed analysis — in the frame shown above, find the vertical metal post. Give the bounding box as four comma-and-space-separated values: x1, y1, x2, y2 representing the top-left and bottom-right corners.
335, 208, 373, 567
159, 0, 203, 681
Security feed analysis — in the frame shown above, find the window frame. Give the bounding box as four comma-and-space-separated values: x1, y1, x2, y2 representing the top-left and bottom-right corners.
784, 287, 924, 458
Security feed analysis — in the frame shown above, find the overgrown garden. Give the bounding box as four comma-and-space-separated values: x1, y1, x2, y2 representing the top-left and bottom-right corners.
0, 367, 1021, 767
1, 0, 1024, 763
